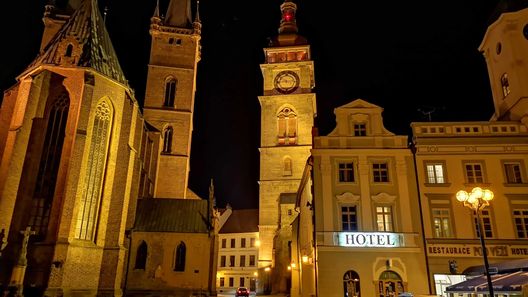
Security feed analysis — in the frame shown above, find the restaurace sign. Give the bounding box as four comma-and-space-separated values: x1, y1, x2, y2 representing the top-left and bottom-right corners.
338, 232, 402, 248
427, 243, 528, 258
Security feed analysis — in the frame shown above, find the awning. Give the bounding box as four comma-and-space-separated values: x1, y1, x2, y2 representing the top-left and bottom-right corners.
463, 259, 528, 276
446, 271, 528, 293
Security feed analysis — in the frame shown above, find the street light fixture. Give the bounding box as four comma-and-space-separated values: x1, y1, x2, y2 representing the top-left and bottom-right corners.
456, 187, 495, 297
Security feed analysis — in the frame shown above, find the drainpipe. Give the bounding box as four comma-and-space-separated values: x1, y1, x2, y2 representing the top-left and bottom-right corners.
410, 141, 432, 294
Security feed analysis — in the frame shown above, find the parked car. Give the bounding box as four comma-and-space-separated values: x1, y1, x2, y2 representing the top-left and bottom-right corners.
235, 287, 249, 297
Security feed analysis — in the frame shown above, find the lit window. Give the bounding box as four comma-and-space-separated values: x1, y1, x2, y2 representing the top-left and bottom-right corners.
354, 123, 367, 136
164, 78, 177, 107
432, 208, 452, 238
277, 107, 297, 145
373, 163, 389, 183
474, 209, 493, 238
465, 163, 484, 183
513, 209, 528, 238
376, 206, 393, 231
426, 163, 445, 184
338, 162, 354, 183
501, 73, 510, 98
505, 163, 523, 184
250, 238, 255, 247
341, 206, 358, 231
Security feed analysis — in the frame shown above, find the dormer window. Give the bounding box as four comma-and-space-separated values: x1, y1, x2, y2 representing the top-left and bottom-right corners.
353, 123, 367, 136
501, 73, 510, 98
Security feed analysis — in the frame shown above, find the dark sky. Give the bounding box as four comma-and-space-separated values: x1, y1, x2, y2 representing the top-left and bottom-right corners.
0, 0, 501, 210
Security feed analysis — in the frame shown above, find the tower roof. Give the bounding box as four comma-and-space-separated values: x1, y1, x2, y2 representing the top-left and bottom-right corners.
24, 0, 127, 86
270, 0, 307, 47
164, 0, 193, 28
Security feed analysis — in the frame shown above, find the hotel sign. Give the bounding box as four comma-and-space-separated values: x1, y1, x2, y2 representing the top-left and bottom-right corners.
427, 243, 528, 258
338, 232, 403, 248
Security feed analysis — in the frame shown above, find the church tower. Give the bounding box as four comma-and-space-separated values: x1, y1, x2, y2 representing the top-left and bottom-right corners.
479, 1, 528, 125
143, 0, 202, 199
258, 0, 316, 293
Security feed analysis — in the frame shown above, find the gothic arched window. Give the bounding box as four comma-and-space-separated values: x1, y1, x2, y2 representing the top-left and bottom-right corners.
501, 73, 510, 98
75, 100, 113, 241
29, 92, 70, 237
65, 44, 73, 57
135, 241, 148, 269
162, 126, 173, 154
277, 107, 297, 145
164, 78, 177, 107
174, 241, 186, 271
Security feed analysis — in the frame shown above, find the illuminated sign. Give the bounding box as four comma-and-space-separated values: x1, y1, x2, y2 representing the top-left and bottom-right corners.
338, 232, 402, 248
427, 243, 528, 258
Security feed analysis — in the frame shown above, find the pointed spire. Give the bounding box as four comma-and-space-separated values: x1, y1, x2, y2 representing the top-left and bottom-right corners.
153, 0, 160, 18
193, 0, 202, 35
165, 0, 192, 28
44, 0, 56, 17
23, 0, 128, 86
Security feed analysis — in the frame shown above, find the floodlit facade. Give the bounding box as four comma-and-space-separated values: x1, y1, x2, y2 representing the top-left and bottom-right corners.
412, 5, 528, 296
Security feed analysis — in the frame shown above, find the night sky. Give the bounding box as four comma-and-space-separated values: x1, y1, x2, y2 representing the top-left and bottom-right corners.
0, 0, 501, 209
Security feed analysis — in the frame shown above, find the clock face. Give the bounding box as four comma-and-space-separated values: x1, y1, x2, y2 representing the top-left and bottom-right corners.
274, 71, 299, 94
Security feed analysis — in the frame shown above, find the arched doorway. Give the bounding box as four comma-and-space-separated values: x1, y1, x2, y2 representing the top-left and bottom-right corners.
377, 270, 405, 297
343, 270, 360, 297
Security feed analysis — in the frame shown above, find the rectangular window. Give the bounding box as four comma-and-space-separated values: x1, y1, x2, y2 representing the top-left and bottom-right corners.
249, 255, 256, 266
376, 206, 393, 231
354, 123, 367, 136
229, 255, 235, 267
341, 206, 358, 231
505, 163, 523, 184
241, 238, 246, 248
338, 162, 355, 182
240, 277, 245, 287
231, 238, 236, 248
432, 208, 452, 238
465, 163, 484, 183
220, 255, 226, 267
250, 238, 255, 247
474, 209, 493, 238
229, 277, 234, 287
426, 163, 445, 184
240, 255, 246, 267
221, 239, 226, 248
220, 277, 225, 287
373, 163, 389, 182
513, 209, 528, 238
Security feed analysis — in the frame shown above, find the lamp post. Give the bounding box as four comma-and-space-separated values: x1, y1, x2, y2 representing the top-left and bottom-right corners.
456, 187, 495, 297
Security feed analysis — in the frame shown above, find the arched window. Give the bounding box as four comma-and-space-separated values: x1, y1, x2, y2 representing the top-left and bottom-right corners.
75, 100, 113, 241
501, 73, 510, 98
343, 270, 360, 297
283, 157, 292, 176
65, 44, 73, 57
277, 107, 297, 145
164, 78, 177, 107
174, 241, 186, 271
29, 92, 70, 238
135, 241, 148, 269
162, 126, 173, 154
378, 270, 404, 297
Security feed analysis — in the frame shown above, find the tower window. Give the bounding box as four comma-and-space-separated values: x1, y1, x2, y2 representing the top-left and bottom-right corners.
277, 107, 297, 145
283, 157, 292, 176
65, 44, 73, 57
162, 126, 173, 154
164, 78, 177, 107
501, 73, 510, 98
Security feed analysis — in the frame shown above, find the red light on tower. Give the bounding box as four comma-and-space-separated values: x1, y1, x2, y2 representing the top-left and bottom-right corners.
283, 12, 293, 22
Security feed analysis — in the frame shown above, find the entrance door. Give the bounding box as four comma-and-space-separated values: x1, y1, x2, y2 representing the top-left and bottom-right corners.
378, 270, 405, 297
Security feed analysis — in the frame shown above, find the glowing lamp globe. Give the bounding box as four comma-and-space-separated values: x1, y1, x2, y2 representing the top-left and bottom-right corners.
456, 190, 469, 202
482, 189, 494, 201
471, 187, 483, 199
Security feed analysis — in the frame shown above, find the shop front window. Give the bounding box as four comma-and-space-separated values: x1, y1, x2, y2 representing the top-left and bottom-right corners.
378, 270, 404, 297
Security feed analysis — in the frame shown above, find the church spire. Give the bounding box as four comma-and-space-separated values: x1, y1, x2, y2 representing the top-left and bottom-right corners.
165, 0, 193, 28
153, 0, 160, 18
193, 0, 202, 35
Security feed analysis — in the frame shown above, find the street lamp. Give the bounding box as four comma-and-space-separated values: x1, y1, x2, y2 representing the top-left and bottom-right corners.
456, 187, 495, 297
